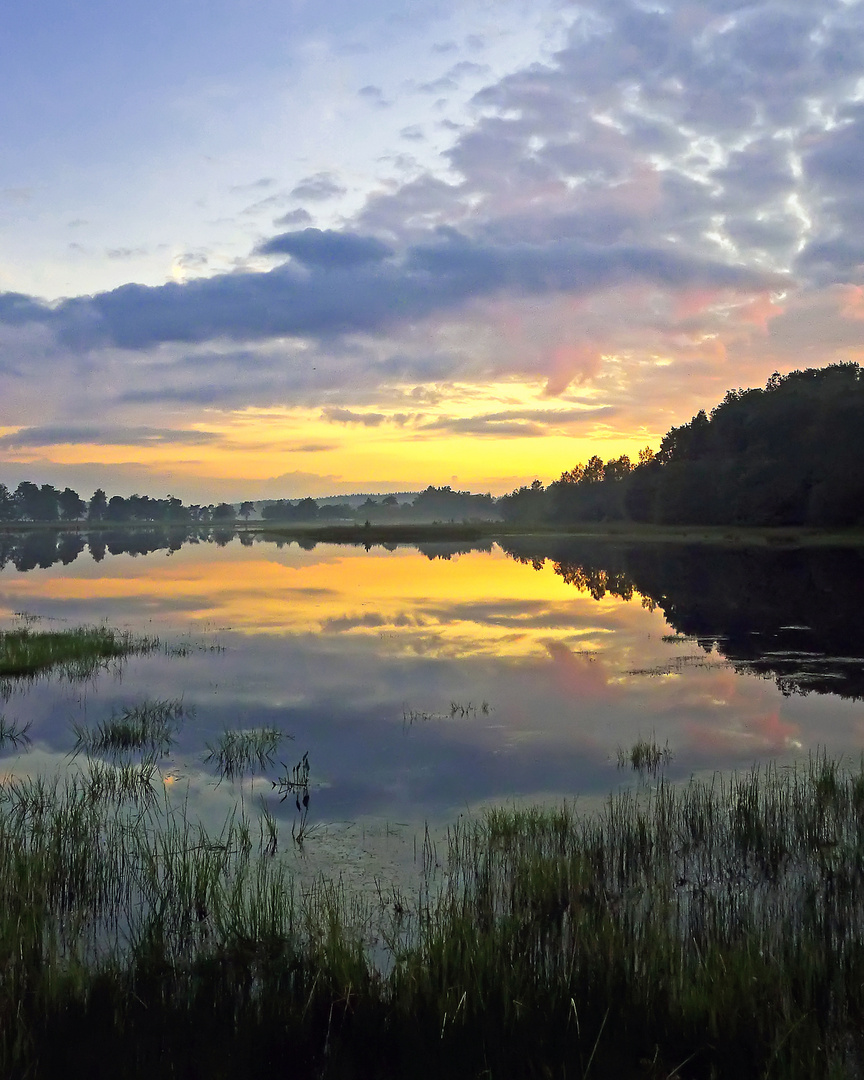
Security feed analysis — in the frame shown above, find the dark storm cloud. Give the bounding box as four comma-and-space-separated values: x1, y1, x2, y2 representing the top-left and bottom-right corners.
0, 425, 220, 448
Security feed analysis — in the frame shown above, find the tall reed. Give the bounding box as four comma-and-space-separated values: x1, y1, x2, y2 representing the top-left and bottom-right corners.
4, 755, 864, 1078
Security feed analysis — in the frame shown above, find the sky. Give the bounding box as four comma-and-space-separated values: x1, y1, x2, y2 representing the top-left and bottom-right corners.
1, 0, 863, 503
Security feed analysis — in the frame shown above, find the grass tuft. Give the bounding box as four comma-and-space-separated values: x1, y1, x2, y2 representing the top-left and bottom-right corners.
72, 699, 187, 757
204, 726, 287, 780
0, 715, 31, 751
616, 735, 673, 775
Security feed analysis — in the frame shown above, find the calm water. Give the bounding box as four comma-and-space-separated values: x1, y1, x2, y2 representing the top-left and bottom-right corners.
1, 530, 863, 872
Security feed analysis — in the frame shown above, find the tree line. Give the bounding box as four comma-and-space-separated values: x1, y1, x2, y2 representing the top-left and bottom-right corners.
0, 483, 243, 524
7, 364, 859, 531
499, 363, 864, 528
0, 482, 500, 526
261, 487, 499, 523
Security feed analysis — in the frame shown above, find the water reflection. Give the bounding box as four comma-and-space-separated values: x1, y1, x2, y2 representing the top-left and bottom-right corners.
500, 537, 864, 700
0, 532, 860, 831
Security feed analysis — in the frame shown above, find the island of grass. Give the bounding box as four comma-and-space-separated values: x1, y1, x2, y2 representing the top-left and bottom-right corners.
3, 754, 864, 1078
0, 624, 160, 679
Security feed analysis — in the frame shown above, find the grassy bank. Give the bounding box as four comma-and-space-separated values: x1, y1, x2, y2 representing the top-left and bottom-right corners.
3, 755, 864, 1077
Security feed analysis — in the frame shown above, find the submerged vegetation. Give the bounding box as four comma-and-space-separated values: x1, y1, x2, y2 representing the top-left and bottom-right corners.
2, 755, 864, 1076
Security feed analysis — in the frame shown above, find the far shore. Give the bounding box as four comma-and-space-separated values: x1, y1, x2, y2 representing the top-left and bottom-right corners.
2, 518, 864, 547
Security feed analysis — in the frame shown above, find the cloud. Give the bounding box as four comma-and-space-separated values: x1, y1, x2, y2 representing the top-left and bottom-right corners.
358, 85, 389, 107
289, 172, 348, 202
256, 228, 394, 268
273, 208, 314, 228
0, 425, 220, 448
426, 418, 546, 437
421, 406, 616, 437
229, 177, 276, 194
322, 408, 387, 427
0, 293, 55, 327
0, 229, 781, 353
400, 125, 425, 142
417, 60, 491, 94
106, 247, 148, 260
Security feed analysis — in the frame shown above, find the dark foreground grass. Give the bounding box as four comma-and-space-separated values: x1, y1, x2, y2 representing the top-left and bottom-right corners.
4, 756, 864, 1078
0, 625, 161, 680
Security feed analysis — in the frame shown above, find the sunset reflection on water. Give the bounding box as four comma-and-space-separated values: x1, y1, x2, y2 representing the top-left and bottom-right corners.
0, 537, 860, 831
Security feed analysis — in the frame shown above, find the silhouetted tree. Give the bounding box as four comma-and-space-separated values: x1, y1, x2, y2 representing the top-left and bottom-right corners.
0, 484, 15, 521
58, 487, 86, 522
14, 482, 59, 521
88, 489, 108, 522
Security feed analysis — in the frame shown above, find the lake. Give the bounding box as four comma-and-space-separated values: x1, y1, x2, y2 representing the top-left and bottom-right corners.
1, 528, 862, 884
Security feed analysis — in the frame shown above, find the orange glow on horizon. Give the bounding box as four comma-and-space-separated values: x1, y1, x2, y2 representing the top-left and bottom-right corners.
0, 380, 662, 497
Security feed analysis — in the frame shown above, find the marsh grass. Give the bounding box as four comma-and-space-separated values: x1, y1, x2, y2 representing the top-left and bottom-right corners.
403, 701, 491, 726
5, 756, 864, 1077
0, 625, 161, 683
273, 752, 311, 843
204, 725, 287, 780
0, 715, 31, 751
72, 699, 187, 757
617, 735, 673, 775
74, 756, 162, 804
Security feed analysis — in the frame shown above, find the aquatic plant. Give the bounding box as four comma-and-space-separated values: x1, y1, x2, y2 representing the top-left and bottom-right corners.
0, 624, 161, 682
272, 752, 311, 843
204, 725, 286, 780
0, 715, 31, 751
449, 700, 491, 718
616, 735, 673, 775
72, 699, 187, 757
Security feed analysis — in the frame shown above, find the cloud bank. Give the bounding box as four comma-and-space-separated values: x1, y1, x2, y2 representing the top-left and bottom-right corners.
2, 0, 864, 496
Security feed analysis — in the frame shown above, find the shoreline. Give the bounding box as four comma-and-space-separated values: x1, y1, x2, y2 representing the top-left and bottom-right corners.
3, 518, 864, 548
